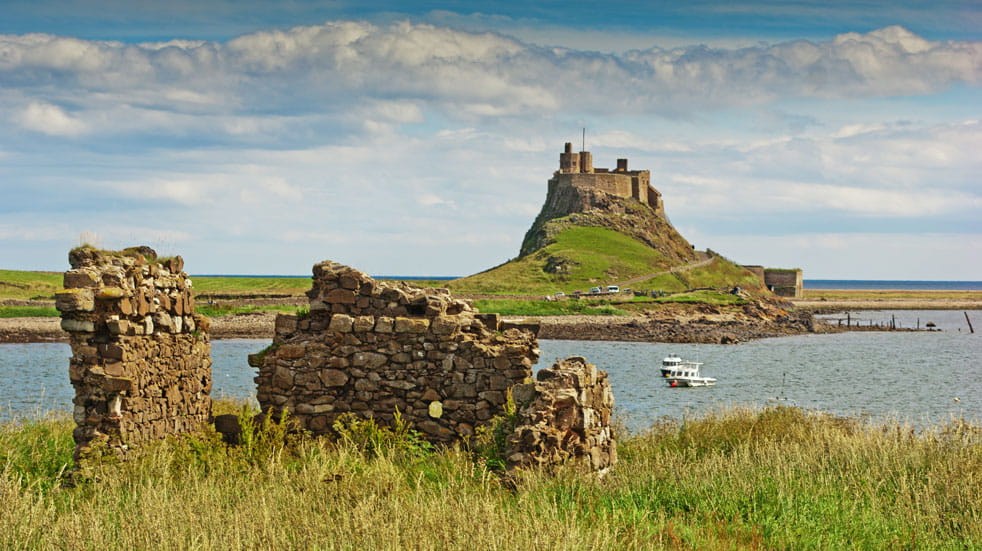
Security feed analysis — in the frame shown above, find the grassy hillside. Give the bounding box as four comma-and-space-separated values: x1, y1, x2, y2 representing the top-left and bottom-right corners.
450, 226, 765, 298
450, 226, 674, 294
2, 404, 978, 549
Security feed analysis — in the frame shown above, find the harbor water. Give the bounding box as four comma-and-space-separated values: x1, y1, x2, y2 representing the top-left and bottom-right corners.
2, 310, 979, 431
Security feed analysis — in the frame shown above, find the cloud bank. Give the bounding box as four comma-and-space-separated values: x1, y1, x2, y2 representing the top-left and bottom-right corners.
1, 22, 979, 139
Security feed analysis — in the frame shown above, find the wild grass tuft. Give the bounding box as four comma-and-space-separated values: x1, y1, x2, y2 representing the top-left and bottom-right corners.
0, 402, 978, 549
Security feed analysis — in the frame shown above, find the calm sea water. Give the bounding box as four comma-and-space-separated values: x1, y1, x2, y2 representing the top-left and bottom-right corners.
3, 311, 979, 430
805, 280, 982, 290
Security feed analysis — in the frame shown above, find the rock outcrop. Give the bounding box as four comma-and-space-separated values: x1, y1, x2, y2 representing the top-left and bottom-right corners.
57, 246, 211, 460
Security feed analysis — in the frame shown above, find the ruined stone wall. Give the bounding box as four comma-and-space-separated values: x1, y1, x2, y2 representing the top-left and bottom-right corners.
252, 261, 539, 442
56, 246, 211, 459
506, 356, 616, 472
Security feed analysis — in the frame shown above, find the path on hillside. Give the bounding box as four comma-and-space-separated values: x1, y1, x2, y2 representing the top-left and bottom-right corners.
614, 254, 716, 287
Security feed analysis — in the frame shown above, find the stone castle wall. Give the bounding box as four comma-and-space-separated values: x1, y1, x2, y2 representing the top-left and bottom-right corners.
251, 261, 540, 442
56, 246, 211, 460
553, 170, 661, 215
507, 356, 616, 472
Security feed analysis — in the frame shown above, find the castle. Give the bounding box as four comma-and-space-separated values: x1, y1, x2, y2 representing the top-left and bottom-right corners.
553, 142, 665, 216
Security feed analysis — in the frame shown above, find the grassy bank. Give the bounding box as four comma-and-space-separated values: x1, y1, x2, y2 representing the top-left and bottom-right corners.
2, 405, 978, 550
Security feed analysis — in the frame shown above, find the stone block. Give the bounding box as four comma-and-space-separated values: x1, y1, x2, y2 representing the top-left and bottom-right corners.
326, 289, 356, 304
55, 289, 95, 312
277, 344, 306, 359
319, 369, 349, 387
64, 270, 100, 289
328, 314, 354, 333
61, 318, 95, 333
353, 316, 375, 332
375, 316, 394, 333
352, 351, 387, 369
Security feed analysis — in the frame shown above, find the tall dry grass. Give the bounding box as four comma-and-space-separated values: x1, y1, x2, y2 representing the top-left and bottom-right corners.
1, 404, 978, 550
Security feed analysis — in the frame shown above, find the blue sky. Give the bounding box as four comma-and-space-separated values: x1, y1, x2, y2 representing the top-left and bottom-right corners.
1, 1, 980, 278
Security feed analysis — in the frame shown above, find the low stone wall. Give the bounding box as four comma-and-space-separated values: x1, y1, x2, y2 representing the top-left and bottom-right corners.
251, 261, 540, 442
57, 246, 211, 460
506, 357, 616, 472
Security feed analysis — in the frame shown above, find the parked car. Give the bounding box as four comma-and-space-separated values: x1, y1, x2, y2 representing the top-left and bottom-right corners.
554, 291, 566, 298
589, 287, 601, 294
572, 290, 583, 295
606, 285, 620, 293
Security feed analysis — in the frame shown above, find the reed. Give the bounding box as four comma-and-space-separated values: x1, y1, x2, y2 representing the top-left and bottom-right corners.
1, 404, 978, 550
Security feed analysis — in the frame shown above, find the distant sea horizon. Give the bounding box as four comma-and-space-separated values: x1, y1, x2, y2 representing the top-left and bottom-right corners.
191, 275, 982, 290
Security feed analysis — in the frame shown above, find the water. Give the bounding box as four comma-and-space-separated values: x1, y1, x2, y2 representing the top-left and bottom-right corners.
3, 324, 979, 431
805, 280, 982, 290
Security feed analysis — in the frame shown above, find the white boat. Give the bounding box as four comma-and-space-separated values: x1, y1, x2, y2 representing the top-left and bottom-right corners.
661, 355, 717, 387
660, 355, 702, 377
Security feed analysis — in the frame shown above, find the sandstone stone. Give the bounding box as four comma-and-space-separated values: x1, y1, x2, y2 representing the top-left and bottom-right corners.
277, 344, 306, 359
328, 314, 354, 333
64, 270, 100, 289
56, 289, 95, 312
319, 369, 348, 387
353, 316, 375, 332
326, 289, 356, 304
61, 318, 95, 333
428, 401, 443, 418
352, 351, 387, 369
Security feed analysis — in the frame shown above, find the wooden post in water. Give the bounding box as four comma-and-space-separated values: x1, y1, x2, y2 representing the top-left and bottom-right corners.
847, 312, 851, 327
891, 314, 896, 330
966, 312, 975, 334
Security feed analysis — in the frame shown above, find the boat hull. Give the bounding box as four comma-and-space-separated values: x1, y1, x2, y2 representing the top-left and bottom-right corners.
666, 377, 717, 388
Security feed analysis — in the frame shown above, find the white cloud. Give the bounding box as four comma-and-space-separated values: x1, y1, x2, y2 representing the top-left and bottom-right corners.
16, 101, 87, 136
0, 23, 978, 142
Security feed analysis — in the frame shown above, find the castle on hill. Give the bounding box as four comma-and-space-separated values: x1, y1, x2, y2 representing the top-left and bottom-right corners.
553, 142, 665, 217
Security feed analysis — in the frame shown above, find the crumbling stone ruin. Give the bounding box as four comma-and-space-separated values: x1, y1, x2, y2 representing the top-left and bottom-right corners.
56, 246, 211, 460
507, 356, 616, 472
251, 261, 540, 442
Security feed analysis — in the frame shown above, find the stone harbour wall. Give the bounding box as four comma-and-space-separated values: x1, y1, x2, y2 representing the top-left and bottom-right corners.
56, 246, 211, 460
506, 356, 616, 472
251, 261, 540, 443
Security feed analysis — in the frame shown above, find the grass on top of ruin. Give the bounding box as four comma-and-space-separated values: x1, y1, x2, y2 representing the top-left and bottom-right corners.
2, 402, 979, 550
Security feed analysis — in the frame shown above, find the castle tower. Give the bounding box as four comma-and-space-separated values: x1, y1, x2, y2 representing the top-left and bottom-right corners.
579, 151, 593, 173
559, 142, 580, 174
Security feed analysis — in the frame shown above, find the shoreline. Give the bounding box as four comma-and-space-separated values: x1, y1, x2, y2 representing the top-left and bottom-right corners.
5, 305, 970, 345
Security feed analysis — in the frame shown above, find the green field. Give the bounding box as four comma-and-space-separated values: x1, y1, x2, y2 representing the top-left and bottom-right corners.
1, 404, 977, 549
0, 269, 62, 300
190, 276, 311, 296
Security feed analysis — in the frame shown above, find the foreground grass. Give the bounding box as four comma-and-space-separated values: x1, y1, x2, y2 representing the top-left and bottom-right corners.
2, 405, 979, 550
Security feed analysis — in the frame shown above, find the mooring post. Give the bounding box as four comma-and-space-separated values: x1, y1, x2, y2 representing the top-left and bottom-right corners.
847, 312, 851, 327
966, 312, 975, 334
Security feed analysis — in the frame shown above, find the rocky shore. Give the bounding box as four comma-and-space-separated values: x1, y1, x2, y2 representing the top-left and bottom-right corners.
2, 309, 824, 344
